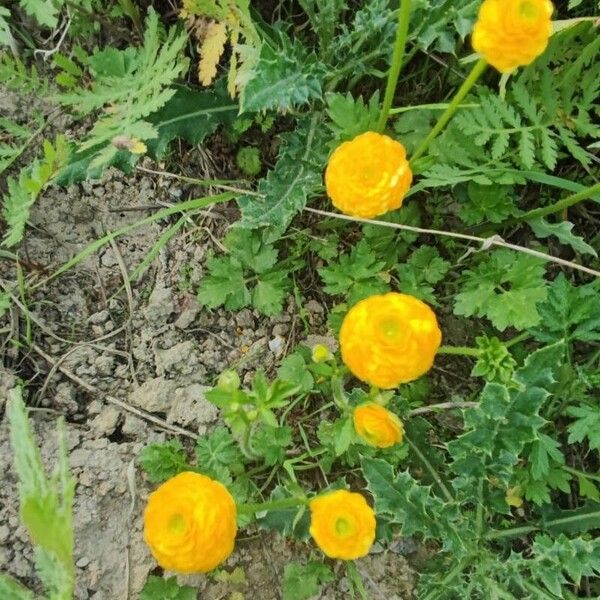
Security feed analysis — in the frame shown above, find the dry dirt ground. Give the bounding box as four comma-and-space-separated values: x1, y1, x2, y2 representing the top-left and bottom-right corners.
0, 95, 417, 599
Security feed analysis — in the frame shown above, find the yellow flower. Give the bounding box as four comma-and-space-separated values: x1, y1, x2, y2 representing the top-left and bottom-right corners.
340, 292, 441, 389
472, 0, 554, 73
325, 132, 413, 219
309, 490, 376, 560
143, 471, 237, 573
353, 403, 404, 448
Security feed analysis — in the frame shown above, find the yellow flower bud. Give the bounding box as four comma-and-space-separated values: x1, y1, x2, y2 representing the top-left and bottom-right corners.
312, 343, 333, 363
353, 402, 404, 448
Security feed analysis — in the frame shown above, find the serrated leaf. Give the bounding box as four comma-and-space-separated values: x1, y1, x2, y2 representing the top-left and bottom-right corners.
140, 576, 196, 600
198, 255, 250, 311
528, 217, 597, 257
146, 83, 238, 158
195, 426, 245, 478
362, 457, 465, 552
529, 433, 564, 481
319, 239, 389, 306
241, 36, 325, 113
531, 273, 600, 344
277, 352, 314, 394
139, 440, 190, 483
567, 404, 600, 450
325, 91, 380, 145
237, 116, 328, 237
282, 561, 333, 600
251, 425, 292, 466
454, 250, 547, 331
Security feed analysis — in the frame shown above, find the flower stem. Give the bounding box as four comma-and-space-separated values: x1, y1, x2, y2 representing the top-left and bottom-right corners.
438, 345, 481, 357
410, 58, 487, 163
502, 181, 600, 226
238, 496, 307, 514
377, 0, 413, 132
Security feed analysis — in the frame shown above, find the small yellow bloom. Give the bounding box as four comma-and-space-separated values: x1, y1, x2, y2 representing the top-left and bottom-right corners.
340, 292, 442, 389
472, 0, 554, 73
309, 490, 376, 560
312, 343, 333, 363
325, 132, 413, 219
353, 403, 404, 448
143, 472, 237, 573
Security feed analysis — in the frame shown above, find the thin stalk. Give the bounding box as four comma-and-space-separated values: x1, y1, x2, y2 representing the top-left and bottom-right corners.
389, 102, 479, 114
377, 0, 413, 132
405, 433, 454, 502
563, 465, 600, 483
410, 58, 487, 163
238, 496, 307, 514
504, 181, 600, 226
438, 345, 481, 357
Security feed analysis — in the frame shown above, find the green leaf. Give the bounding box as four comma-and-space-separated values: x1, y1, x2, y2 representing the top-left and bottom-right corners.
282, 561, 333, 600
454, 249, 547, 331
198, 255, 250, 311
528, 217, 597, 257
147, 82, 238, 158
449, 343, 564, 498
0, 574, 34, 600
529, 433, 564, 481
277, 351, 314, 394
362, 457, 465, 552
195, 426, 245, 477
396, 245, 450, 304
252, 272, 288, 316
2, 136, 69, 247
318, 417, 355, 457
237, 116, 328, 237
138, 440, 190, 483
577, 475, 600, 503
459, 182, 517, 225
19, 0, 60, 28
319, 239, 389, 306
7, 388, 75, 596
251, 425, 292, 466
140, 575, 196, 600
57, 9, 189, 174
567, 404, 600, 451
325, 91, 380, 145
256, 486, 310, 539
531, 273, 600, 344
241, 35, 325, 113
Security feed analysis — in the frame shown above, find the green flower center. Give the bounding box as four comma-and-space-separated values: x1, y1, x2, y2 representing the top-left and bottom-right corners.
335, 517, 353, 537
379, 318, 404, 342
168, 513, 187, 535
519, 0, 538, 19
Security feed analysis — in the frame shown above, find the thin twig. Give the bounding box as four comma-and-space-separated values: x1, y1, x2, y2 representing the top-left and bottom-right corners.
135, 165, 261, 197
31, 343, 199, 440
304, 207, 600, 278
409, 401, 479, 416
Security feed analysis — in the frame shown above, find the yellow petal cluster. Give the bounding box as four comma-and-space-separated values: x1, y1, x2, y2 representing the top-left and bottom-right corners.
472, 0, 554, 73
309, 490, 376, 560
340, 292, 442, 389
325, 132, 413, 219
143, 471, 237, 573
353, 402, 404, 448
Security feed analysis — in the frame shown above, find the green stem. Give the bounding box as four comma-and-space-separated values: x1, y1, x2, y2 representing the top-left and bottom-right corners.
563, 465, 600, 483
505, 332, 529, 348
377, 0, 413, 132
485, 524, 539, 541
504, 181, 600, 226
238, 496, 307, 514
438, 345, 481, 357
405, 434, 454, 502
410, 58, 487, 163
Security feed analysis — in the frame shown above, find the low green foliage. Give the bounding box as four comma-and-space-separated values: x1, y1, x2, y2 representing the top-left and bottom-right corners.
282, 561, 333, 600
1, 388, 75, 599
